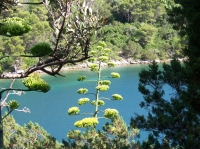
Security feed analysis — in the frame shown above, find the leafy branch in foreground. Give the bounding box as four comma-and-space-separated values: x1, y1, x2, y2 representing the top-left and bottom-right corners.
1, 73, 50, 120
65, 42, 139, 148
0, 72, 51, 148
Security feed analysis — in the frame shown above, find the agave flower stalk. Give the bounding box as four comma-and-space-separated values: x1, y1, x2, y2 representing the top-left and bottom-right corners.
68, 41, 123, 130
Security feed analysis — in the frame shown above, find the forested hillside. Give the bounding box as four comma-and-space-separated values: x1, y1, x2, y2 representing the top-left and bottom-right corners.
0, 0, 185, 72
92, 0, 185, 60
0, 1, 51, 71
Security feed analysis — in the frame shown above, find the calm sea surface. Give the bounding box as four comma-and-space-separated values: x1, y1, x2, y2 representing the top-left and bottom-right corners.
2, 64, 159, 142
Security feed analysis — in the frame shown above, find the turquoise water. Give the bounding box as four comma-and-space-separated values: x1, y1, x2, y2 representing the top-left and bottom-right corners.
3, 64, 152, 142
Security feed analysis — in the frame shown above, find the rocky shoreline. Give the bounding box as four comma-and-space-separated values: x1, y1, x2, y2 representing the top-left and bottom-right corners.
61, 58, 185, 71
3, 58, 185, 76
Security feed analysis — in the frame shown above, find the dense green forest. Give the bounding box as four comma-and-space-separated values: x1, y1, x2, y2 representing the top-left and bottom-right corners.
0, 0, 185, 72
1, 0, 200, 148
92, 0, 185, 60
0, 1, 51, 71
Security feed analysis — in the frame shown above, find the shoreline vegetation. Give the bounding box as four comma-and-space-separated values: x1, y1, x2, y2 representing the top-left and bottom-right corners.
58, 58, 185, 72
2, 58, 185, 77
0, 57, 180, 79
34, 58, 184, 74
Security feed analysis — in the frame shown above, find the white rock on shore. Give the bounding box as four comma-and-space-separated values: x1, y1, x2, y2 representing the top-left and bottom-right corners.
38, 58, 186, 72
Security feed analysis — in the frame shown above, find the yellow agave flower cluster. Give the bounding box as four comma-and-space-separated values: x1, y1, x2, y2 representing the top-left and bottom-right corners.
99, 80, 111, 85
96, 85, 109, 92
91, 100, 105, 106
107, 62, 115, 67
88, 41, 113, 65
77, 88, 88, 94
112, 94, 123, 101
77, 76, 86, 81
78, 98, 90, 105
89, 64, 99, 72
68, 107, 80, 115
104, 108, 119, 119
98, 56, 109, 61
111, 72, 120, 78
74, 117, 98, 128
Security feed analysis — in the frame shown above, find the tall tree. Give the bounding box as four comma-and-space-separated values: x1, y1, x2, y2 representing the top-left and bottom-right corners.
131, 60, 200, 148
131, 0, 200, 148
167, 0, 200, 112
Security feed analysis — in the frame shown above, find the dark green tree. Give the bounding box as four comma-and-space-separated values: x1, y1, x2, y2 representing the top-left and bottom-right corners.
166, 0, 200, 112
131, 1, 200, 147
121, 40, 143, 59
131, 60, 200, 148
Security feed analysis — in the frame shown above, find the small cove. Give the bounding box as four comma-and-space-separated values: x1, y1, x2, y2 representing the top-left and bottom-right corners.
3, 64, 164, 142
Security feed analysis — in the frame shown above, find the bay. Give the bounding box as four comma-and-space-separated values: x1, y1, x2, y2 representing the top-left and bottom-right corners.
3, 64, 151, 142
